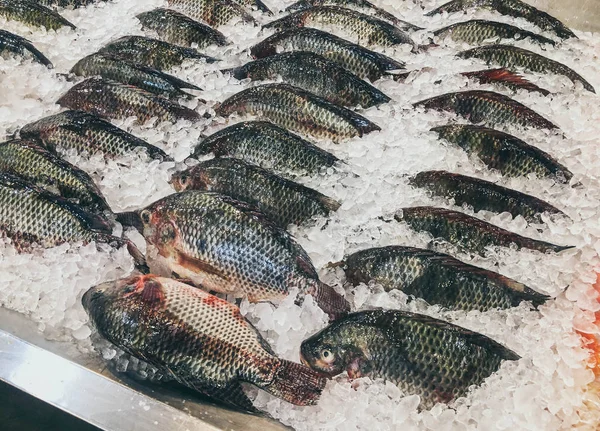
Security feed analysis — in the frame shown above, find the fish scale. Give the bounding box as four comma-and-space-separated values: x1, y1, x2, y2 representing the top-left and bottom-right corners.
0, 0, 76, 30
167, 0, 255, 27
0, 29, 52, 67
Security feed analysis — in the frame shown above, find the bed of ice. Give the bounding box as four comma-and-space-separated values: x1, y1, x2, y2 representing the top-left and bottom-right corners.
1, 0, 600, 429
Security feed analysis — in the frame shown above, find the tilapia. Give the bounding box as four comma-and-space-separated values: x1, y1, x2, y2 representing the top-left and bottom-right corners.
395, 206, 572, 255
83, 274, 326, 411
340, 246, 549, 311
300, 309, 520, 409
434, 19, 555, 46
431, 124, 572, 183
99, 36, 218, 71
461, 69, 550, 96
263, 6, 416, 47
0, 139, 112, 217
136, 8, 229, 48
457, 45, 595, 93
425, 0, 577, 40
0, 0, 75, 30
19, 110, 171, 161
227, 51, 390, 108
118, 191, 349, 318
167, 0, 256, 27
70, 52, 202, 99
170, 158, 341, 227
0, 29, 52, 68
215, 83, 380, 141
57, 77, 200, 124
413, 90, 558, 130
409, 170, 565, 223
191, 121, 339, 178
250, 28, 405, 81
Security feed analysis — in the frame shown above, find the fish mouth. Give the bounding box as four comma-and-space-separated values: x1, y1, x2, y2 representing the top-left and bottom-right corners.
299, 352, 336, 378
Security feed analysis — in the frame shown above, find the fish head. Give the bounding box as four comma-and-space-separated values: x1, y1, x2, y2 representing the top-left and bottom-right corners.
169, 166, 212, 192
139, 204, 179, 252
57, 78, 105, 113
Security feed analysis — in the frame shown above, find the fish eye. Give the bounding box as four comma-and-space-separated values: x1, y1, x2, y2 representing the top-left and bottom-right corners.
179, 174, 189, 185
321, 349, 335, 364
123, 284, 136, 293
140, 210, 151, 224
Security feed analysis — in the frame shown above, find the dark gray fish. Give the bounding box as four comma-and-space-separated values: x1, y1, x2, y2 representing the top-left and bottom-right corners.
434, 19, 556, 46
226, 51, 390, 108
0, 0, 76, 30
167, 0, 257, 27
0, 29, 52, 67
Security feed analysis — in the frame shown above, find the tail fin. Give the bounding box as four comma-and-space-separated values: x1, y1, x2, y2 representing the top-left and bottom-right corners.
263, 359, 326, 406
115, 211, 144, 233
462, 68, 551, 96
318, 195, 341, 212
306, 280, 350, 320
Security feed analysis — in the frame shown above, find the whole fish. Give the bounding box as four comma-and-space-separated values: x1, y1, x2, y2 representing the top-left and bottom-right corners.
0, 139, 112, 217
118, 191, 349, 318
425, 0, 577, 40
170, 158, 341, 227
250, 28, 405, 81
19, 110, 171, 161
136, 8, 229, 48
215, 83, 380, 141
83, 274, 327, 411
457, 45, 595, 93
461, 69, 550, 96
57, 77, 200, 124
300, 309, 520, 408
413, 90, 558, 130
191, 121, 340, 177
409, 170, 565, 223
395, 206, 573, 255
167, 0, 256, 27
0, 29, 52, 67
263, 6, 416, 47
340, 246, 549, 311
434, 19, 555, 46
0, 0, 75, 30
99, 36, 218, 71
70, 52, 202, 99
226, 51, 390, 108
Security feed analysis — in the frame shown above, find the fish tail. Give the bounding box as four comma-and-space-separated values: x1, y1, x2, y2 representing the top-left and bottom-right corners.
390, 71, 412, 82
25, 42, 53, 68
318, 195, 341, 212
115, 211, 144, 232
221, 66, 249, 80
264, 359, 326, 406
462, 68, 551, 96
254, 0, 273, 14
306, 280, 350, 320
172, 105, 201, 121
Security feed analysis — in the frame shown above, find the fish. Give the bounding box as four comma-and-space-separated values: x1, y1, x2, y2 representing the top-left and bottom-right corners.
70, 52, 202, 99
191, 121, 340, 178
215, 83, 380, 141
19, 110, 172, 161
408, 170, 565, 223
117, 190, 350, 319
82, 274, 327, 411
167, 0, 256, 27
0, 0, 76, 30
424, 0, 577, 40
170, 158, 341, 227
457, 45, 595, 93
395, 206, 573, 255
433, 19, 556, 46
249, 28, 405, 82
300, 309, 520, 409
340, 246, 549, 311
0, 29, 52, 68
413, 90, 559, 130
226, 51, 390, 108
56, 77, 201, 124
262, 6, 416, 48
460, 69, 550, 96
136, 8, 230, 48
99, 36, 218, 71
430, 124, 572, 183
0, 139, 112, 218
35, 0, 98, 7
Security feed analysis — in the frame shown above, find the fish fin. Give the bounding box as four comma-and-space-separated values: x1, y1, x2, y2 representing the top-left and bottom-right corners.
221, 66, 248, 80
92, 233, 148, 272
304, 280, 350, 320
317, 195, 341, 212
462, 68, 551, 96
254, 0, 272, 14
176, 252, 231, 281
324, 260, 345, 269
286, 0, 310, 12
190, 380, 258, 412
133, 63, 203, 91
138, 277, 165, 304
263, 359, 326, 406
115, 211, 144, 232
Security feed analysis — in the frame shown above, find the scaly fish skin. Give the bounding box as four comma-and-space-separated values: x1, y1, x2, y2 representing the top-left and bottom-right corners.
170, 158, 340, 227
192, 121, 339, 178
409, 170, 565, 223
263, 6, 415, 48
167, 0, 256, 27
0, 29, 52, 67
250, 28, 405, 81
457, 44, 595, 93
83, 275, 326, 410
35, 0, 98, 8
301, 309, 520, 409
19, 110, 171, 161
228, 51, 390, 108
0, 0, 75, 30
57, 77, 200, 124
342, 246, 549, 311
414, 90, 558, 130
395, 206, 572, 255
216, 83, 380, 141
136, 8, 229, 48
431, 124, 572, 183
434, 19, 556, 46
